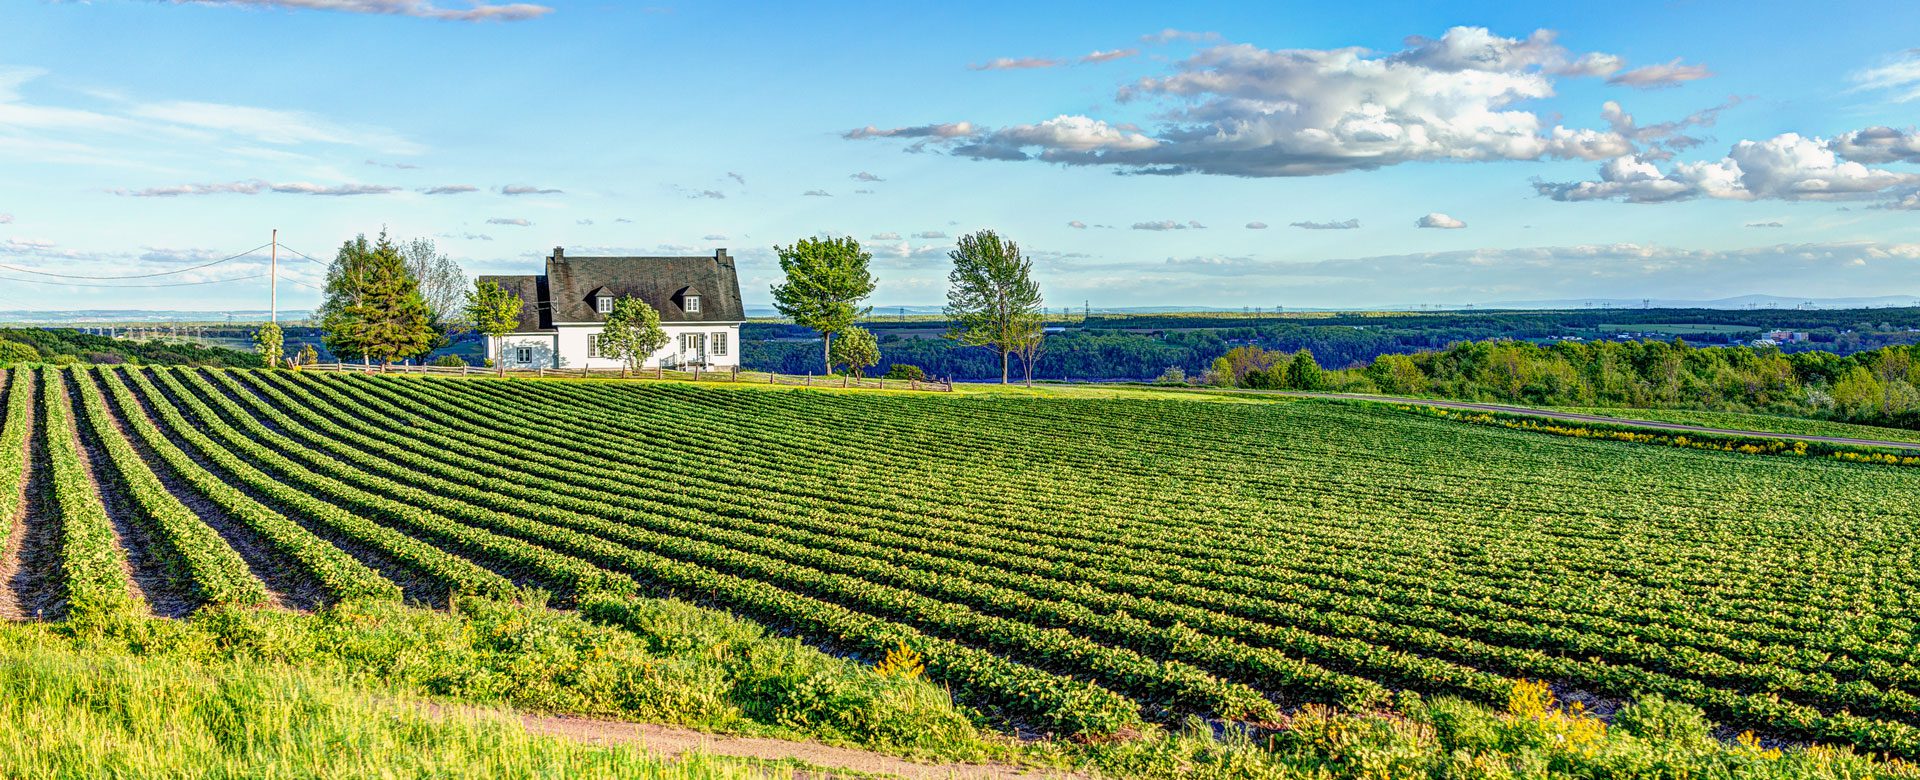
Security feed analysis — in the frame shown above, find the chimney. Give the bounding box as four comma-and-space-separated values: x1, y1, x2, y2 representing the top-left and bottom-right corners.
552, 246, 565, 262
715, 248, 731, 266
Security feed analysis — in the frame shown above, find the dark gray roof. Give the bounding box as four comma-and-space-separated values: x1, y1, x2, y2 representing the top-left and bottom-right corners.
480, 248, 744, 332
475, 274, 552, 333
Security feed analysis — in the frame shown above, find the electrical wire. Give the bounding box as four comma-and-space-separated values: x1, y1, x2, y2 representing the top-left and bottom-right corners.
274, 244, 330, 265
0, 242, 274, 280
0, 272, 269, 288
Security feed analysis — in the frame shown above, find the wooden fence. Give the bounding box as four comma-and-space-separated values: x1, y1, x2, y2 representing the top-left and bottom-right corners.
301, 362, 954, 392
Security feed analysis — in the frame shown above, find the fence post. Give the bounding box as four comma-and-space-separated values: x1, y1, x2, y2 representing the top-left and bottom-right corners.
537, 367, 545, 378
694, 366, 700, 381
806, 373, 812, 387
732, 365, 739, 382
842, 375, 848, 388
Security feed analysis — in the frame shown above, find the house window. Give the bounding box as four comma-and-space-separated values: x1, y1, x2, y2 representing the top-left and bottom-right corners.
514, 346, 533, 364
596, 296, 613, 314
710, 332, 728, 357
587, 335, 600, 358
685, 295, 701, 314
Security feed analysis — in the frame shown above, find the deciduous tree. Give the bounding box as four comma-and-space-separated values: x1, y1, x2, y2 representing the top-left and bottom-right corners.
599, 297, 669, 376
944, 230, 1043, 384
831, 326, 880, 377
252, 322, 284, 369
464, 279, 524, 376
771, 237, 875, 374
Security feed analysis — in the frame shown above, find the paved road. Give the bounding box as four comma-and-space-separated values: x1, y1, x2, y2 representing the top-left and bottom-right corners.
1194, 389, 1920, 452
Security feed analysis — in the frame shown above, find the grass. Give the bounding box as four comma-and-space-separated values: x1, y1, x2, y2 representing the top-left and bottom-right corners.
0, 620, 779, 779
1554, 405, 1920, 443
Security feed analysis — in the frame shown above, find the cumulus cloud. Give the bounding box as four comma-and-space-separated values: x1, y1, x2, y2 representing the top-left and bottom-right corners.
869, 232, 901, 240
1536, 132, 1920, 203
116, 179, 399, 197
689, 190, 725, 199
1606, 58, 1714, 89
969, 57, 1066, 71
863, 27, 1674, 177
486, 217, 531, 226
1830, 126, 1920, 164
802, 189, 832, 197
1291, 218, 1361, 230
850, 171, 885, 182
1081, 49, 1140, 64
1132, 220, 1206, 230
420, 184, 477, 195
1850, 50, 1920, 103
1554, 52, 1624, 78
500, 184, 562, 195
868, 241, 947, 261
1874, 190, 1920, 210
1416, 212, 1466, 229
1067, 220, 1088, 229
161, 0, 554, 22
911, 231, 948, 239
1246, 221, 1268, 229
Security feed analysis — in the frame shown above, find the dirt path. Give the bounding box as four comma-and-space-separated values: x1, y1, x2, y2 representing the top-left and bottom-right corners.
516, 714, 1083, 780
59, 372, 184, 617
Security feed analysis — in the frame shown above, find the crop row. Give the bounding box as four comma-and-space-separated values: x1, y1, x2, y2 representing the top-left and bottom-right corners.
38, 368, 139, 622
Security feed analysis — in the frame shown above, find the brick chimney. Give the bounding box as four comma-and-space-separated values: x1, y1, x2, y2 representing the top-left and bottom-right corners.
552, 246, 565, 262
715, 248, 731, 266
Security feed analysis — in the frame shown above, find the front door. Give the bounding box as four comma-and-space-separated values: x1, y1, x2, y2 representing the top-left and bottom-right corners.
681, 332, 707, 365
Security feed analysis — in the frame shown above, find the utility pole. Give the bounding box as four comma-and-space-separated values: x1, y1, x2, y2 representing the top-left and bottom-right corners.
270, 229, 278, 324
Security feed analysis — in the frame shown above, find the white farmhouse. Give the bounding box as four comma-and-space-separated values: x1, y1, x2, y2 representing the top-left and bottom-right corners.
480, 247, 744, 370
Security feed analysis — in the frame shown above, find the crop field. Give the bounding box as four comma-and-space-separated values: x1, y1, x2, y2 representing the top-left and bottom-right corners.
3, 366, 1920, 757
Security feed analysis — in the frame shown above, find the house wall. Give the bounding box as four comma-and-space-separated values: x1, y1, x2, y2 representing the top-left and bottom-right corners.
553, 323, 742, 369
492, 333, 560, 369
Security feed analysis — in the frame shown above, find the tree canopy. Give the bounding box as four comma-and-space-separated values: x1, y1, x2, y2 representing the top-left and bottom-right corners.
319, 232, 437, 365
598, 297, 669, 375
252, 322, 284, 369
830, 326, 880, 377
464, 279, 525, 375
771, 236, 875, 373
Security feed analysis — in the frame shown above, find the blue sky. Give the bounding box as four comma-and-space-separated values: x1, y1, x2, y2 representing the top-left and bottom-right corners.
2, 0, 1918, 313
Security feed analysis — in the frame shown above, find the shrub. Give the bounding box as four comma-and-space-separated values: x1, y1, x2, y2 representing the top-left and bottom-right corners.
0, 340, 38, 365
428, 354, 467, 368
47, 353, 79, 367
1613, 695, 1713, 747
1154, 366, 1188, 385
883, 363, 926, 382
84, 352, 126, 365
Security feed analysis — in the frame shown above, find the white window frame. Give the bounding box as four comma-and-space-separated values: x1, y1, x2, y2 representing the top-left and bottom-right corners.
514, 346, 533, 364
710, 331, 728, 357
587, 335, 600, 358
685, 295, 701, 314
596, 296, 613, 314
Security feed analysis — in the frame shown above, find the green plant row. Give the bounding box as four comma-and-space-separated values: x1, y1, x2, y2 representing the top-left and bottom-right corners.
65, 368, 269, 608
195, 368, 1251, 724
109, 368, 509, 601
37, 368, 140, 622
84, 369, 397, 604
401, 374, 1920, 723
0, 370, 32, 549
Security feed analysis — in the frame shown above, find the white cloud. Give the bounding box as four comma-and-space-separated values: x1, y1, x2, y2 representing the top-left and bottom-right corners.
1746, 221, 1784, 228
486, 217, 531, 226
1554, 52, 1624, 78
850, 171, 884, 182
1291, 218, 1360, 230
1537, 132, 1920, 203
969, 57, 1066, 71
0, 214, 11, 224
1416, 212, 1466, 229
1067, 220, 1087, 229
843, 121, 979, 140
883, 27, 1664, 177
1141, 29, 1221, 44
726, 171, 747, 185
1830, 126, 1920, 163
690, 190, 725, 199
869, 232, 901, 240
159, 0, 554, 22
500, 184, 562, 195
868, 241, 947, 261
577, 219, 594, 225
421, 184, 478, 194
911, 231, 948, 239
802, 189, 832, 197
702, 234, 728, 241
1131, 219, 1206, 230
1081, 49, 1140, 64
1850, 50, 1920, 103
1605, 58, 1714, 88
116, 179, 400, 197
127, 100, 423, 154
1246, 221, 1268, 229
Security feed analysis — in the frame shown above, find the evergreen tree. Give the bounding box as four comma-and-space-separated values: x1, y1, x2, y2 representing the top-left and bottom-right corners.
318, 234, 377, 362
320, 232, 436, 366
1287, 350, 1325, 391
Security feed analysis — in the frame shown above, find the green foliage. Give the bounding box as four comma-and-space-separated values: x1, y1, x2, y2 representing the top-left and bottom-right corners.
251, 322, 284, 368
427, 354, 466, 368
295, 343, 319, 367
0, 340, 39, 365
320, 232, 438, 365
829, 326, 879, 377
0, 329, 255, 368
464, 278, 524, 375
1287, 349, 1325, 391
943, 230, 1044, 384
770, 236, 876, 373
599, 297, 669, 374
883, 363, 926, 382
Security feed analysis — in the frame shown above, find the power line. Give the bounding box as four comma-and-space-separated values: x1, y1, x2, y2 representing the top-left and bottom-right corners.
275, 244, 330, 265
0, 271, 269, 289
0, 242, 274, 280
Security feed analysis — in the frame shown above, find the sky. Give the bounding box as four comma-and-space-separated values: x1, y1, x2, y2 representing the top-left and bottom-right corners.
2, 0, 1919, 313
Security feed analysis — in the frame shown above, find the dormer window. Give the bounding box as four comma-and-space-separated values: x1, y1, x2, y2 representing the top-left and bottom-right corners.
596, 295, 613, 314
685, 295, 701, 314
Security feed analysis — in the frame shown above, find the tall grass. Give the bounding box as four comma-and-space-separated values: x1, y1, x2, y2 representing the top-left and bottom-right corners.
0, 622, 774, 779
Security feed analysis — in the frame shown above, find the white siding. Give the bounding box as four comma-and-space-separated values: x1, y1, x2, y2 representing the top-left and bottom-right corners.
551, 323, 741, 369
492, 333, 561, 369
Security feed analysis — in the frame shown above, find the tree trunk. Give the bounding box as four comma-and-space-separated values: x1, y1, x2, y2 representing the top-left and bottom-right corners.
494, 336, 505, 376
822, 332, 833, 375
1000, 350, 1010, 384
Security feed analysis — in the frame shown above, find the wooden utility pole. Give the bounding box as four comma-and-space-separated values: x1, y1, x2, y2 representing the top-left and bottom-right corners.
270, 229, 278, 323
